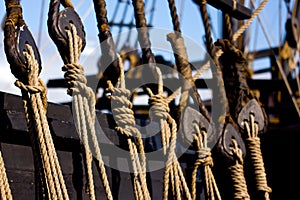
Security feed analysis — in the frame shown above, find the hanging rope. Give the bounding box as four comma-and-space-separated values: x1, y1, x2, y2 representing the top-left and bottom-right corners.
61, 22, 113, 200
4, 1, 69, 198
223, 13, 233, 42
48, 1, 116, 199
0, 150, 12, 200
107, 54, 151, 200
166, 0, 211, 123
15, 44, 69, 200
243, 113, 271, 200
228, 139, 250, 200
191, 124, 221, 200
146, 68, 192, 200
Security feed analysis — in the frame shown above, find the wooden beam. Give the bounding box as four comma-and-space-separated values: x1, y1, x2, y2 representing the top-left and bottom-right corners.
247, 47, 280, 60
192, 0, 252, 20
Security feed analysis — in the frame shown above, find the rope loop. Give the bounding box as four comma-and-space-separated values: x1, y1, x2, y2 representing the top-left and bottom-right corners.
15, 79, 45, 94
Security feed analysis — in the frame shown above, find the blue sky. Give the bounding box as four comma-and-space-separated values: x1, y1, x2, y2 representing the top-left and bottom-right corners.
0, 0, 294, 103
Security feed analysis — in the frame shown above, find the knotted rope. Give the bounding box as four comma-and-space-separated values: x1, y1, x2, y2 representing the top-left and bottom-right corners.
14, 44, 69, 200
106, 54, 150, 200
191, 124, 221, 200
147, 69, 192, 200
228, 139, 250, 200
62, 23, 113, 200
0, 150, 12, 200
243, 113, 271, 200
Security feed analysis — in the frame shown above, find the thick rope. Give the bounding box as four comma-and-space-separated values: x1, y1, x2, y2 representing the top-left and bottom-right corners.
228, 139, 250, 200
15, 44, 69, 200
62, 23, 113, 200
223, 13, 233, 42
0, 150, 12, 200
191, 124, 221, 200
107, 54, 150, 200
147, 69, 192, 200
243, 113, 271, 200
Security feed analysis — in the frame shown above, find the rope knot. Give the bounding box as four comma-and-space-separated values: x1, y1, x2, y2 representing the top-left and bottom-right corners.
15, 79, 44, 94
62, 63, 88, 95
107, 82, 139, 137
197, 148, 213, 166
148, 94, 170, 121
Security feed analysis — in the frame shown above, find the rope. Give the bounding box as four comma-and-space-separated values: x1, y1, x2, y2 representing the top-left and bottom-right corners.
199, 0, 214, 57
231, 0, 269, 43
243, 113, 271, 200
228, 139, 250, 200
107, 54, 150, 200
0, 150, 12, 200
223, 13, 233, 42
167, 0, 211, 123
15, 44, 69, 200
191, 124, 221, 200
62, 23, 113, 200
146, 68, 192, 200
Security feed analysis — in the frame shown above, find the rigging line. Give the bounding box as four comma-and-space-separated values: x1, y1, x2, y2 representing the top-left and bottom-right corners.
37, 0, 46, 48
134, 0, 150, 48
148, 0, 156, 26
179, 0, 185, 24
292, 0, 299, 17
279, 0, 282, 49
75, 0, 85, 10
115, 2, 130, 49
82, 4, 94, 22
110, 0, 121, 23
251, 0, 300, 117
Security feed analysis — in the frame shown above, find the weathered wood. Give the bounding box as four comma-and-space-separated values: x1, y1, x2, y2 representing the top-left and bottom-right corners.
192, 0, 252, 20
247, 47, 280, 59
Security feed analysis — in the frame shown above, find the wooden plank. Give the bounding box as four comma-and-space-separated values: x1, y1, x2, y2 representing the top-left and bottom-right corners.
247, 47, 280, 59
192, 0, 252, 20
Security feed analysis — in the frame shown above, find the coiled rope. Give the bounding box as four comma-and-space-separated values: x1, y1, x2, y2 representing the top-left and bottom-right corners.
243, 113, 271, 200
228, 139, 250, 200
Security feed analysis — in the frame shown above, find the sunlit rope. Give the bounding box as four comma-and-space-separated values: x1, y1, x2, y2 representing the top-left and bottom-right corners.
63, 23, 113, 200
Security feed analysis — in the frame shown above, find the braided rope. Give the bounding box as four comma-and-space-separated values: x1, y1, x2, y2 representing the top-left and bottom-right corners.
147, 68, 192, 200
191, 124, 221, 200
63, 23, 113, 200
107, 54, 150, 200
243, 114, 271, 200
232, 0, 269, 43
0, 150, 12, 200
15, 44, 69, 200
